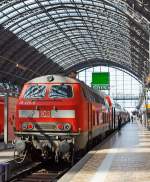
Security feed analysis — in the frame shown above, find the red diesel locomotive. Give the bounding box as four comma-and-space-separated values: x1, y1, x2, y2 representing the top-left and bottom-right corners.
14, 75, 128, 163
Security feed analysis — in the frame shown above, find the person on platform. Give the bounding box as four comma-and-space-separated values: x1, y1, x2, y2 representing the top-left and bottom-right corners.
118, 114, 122, 130
131, 115, 133, 123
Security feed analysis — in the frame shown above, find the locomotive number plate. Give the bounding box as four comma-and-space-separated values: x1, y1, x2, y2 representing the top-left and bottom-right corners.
39, 110, 50, 118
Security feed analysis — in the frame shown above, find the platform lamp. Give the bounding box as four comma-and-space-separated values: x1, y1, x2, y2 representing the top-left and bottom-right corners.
143, 26, 150, 128
144, 28, 150, 128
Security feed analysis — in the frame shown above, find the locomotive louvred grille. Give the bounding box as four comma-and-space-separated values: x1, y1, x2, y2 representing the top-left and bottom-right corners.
22, 122, 71, 131
33, 122, 56, 131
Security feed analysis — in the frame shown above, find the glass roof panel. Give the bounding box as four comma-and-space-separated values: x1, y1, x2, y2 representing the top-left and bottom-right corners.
0, 0, 148, 82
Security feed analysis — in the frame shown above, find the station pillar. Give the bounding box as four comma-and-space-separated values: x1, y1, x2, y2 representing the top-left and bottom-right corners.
4, 94, 8, 146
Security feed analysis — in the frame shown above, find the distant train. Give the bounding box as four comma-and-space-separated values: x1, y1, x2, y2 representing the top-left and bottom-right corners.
14, 75, 129, 163
0, 96, 17, 140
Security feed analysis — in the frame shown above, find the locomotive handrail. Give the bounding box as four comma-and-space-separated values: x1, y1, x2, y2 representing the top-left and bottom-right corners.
15, 131, 80, 136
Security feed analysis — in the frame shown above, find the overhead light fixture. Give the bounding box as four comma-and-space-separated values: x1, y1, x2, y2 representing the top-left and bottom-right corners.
16, 64, 27, 71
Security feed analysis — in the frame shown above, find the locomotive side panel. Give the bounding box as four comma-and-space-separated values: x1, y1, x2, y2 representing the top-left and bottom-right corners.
16, 83, 81, 134
73, 85, 89, 150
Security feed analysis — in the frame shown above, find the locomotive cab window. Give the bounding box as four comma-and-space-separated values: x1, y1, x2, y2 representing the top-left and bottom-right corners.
49, 85, 73, 98
24, 85, 46, 99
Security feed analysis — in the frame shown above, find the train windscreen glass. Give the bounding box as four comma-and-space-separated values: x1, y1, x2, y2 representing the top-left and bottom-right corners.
49, 85, 73, 98
24, 85, 46, 98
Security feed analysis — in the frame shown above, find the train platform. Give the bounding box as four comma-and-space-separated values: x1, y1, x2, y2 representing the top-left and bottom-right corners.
0, 146, 34, 181
59, 120, 150, 182
0, 148, 14, 163
0, 143, 13, 151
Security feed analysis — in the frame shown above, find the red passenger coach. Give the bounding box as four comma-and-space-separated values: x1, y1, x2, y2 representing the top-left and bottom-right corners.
0, 97, 4, 137
0, 96, 17, 140
14, 75, 127, 163
8, 97, 18, 140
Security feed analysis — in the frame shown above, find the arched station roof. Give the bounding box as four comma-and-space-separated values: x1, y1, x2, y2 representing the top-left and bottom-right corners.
0, 0, 149, 85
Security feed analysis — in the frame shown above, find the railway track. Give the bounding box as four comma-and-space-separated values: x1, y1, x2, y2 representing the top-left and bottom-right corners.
8, 128, 119, 182
9, 161, 70, 182
11, 168, 69, 182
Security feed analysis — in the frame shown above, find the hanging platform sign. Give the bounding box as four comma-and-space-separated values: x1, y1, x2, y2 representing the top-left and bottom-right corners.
92, 84, 110, 90
91, 72, 110, 90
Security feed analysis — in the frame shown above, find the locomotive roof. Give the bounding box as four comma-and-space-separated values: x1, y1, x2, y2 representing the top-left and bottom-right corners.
26, 75, 80, 84
26, 74, 106, 101
80, 81, 106, 98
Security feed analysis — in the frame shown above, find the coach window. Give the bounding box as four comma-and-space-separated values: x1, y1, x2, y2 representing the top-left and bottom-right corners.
109, 113, 110, 122
87, 90, 91, 101
93, 111, 95, 126
93, 97, 95, 103
106, 114, 108, 123
82, 87, 89, 100
24, 85, 46, 98
95, 95, 99, 103
82, 88, 87, 99
103, 113, 106, 124
97, 111, 99, 125
87, 90, 91, 102
92, 94, 94, 102
49, 85, 73, 98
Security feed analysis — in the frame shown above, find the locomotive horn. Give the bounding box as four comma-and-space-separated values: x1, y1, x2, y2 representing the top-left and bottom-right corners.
47, 75, 54, 82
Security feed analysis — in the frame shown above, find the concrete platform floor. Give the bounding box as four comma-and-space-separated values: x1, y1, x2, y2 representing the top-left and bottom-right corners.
0, 149, 14, 163
62, 121, 150, 182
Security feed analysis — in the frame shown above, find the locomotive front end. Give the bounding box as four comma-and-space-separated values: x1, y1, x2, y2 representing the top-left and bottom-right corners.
15, 75, 80, 163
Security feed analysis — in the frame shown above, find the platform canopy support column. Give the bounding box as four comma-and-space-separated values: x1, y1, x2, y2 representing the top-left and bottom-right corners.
4, 94, 8, 146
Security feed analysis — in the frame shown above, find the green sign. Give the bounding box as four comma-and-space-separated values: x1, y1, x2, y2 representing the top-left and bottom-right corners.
92, 72, 110, 84
91, 72, 110, 90
92, 84, 110, 90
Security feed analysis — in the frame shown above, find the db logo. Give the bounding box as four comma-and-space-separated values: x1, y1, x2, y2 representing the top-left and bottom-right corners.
40, 111, 50, 117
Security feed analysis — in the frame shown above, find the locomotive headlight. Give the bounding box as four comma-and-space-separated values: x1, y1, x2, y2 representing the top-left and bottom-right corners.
64, 123, 71, 131
22, 122, 34, 130
27, 123, 34, 130
57, 123, 64, 130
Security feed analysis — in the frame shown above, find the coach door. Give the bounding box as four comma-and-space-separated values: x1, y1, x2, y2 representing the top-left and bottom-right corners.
88, 103, 92, 143
113, 107, 116, 129
111, 107, 114, 129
